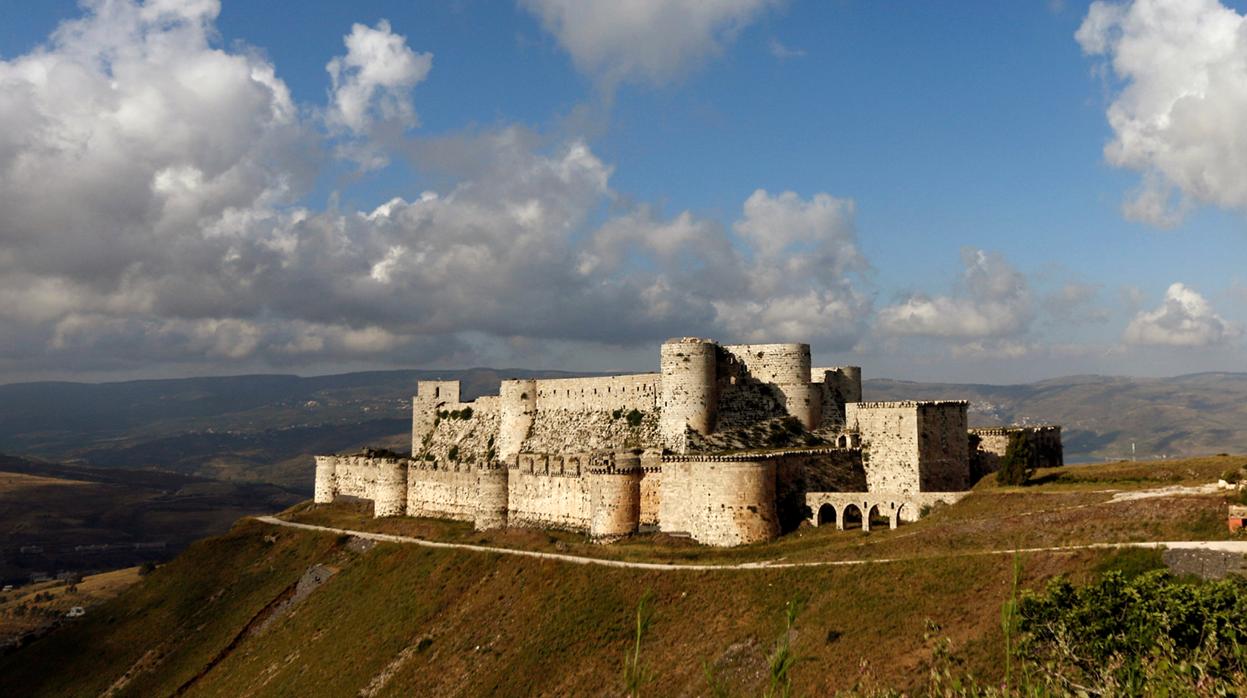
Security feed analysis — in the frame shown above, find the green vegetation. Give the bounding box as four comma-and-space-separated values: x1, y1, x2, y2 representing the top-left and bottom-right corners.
622, 590, 654, 697
625, 409, 644, 427
1012, 570, 1247, 693
995, 432, 1037, 486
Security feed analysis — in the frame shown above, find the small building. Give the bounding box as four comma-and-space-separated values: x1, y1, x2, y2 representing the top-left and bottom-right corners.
1229, 505, 1247, 533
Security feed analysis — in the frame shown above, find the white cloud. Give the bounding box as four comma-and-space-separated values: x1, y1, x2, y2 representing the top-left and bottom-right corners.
1077, 0, 1247, 225
768, 38, 805, 60
877, 249, 1034, 339
1123, 282, 1236, 346
0, 1, 877, 380
326, 19, 431, 133
520, 0, 775, 88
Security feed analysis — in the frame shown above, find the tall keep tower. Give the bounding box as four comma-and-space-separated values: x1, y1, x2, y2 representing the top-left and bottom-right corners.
659, 338, 719, 452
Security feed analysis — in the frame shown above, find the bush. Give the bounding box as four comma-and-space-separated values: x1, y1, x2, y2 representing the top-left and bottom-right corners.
138, 561, 157, 576
1016, 570, 1247, 692
625, 409, 643, 427
447, 445, 460, 462
460, 406, 472, 420
995, 433, 1037, 486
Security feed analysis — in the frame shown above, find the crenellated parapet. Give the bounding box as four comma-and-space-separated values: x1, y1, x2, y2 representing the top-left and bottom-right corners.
312, 336, 1060, 547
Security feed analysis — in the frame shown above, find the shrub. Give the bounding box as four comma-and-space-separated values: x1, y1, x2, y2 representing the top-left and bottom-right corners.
1016, 570, 1247, 692
138, 561, 157, 576
460, 406, 473, 420
447, 446, 460, 462
996, 433, 1037, 486
625, 409, 643, 427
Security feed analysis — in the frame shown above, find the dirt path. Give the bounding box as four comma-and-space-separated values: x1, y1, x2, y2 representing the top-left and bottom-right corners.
253, 516, 1247, 571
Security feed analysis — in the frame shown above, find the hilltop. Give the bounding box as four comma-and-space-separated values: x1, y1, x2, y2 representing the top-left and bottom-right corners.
2, 454, 1244, 696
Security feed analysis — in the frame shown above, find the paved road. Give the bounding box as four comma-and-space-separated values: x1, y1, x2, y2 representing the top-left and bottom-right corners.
254, 516, 1247, 572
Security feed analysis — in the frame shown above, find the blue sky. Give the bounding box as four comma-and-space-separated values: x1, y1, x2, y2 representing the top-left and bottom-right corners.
0, 0, 1244, 383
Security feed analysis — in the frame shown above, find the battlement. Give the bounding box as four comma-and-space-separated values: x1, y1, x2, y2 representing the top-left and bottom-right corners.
316, 335, 1059, 547
969, 425, 1061, 436
852, 400, 969, 409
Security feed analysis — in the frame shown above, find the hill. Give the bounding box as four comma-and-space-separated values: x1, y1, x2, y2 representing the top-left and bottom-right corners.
1, 454, 1243, 696
2, 369, 1246, 488
0, 454, 301, 586
0, 368, 591, 489
868, 372, 1247, 462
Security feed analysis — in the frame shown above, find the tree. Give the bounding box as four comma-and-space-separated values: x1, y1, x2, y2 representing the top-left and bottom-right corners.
996, 433, 1037, 486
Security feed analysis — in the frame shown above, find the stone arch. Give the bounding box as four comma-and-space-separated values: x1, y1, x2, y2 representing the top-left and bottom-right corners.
816, 503, 837, 528
867, 503, 891, 531
892, 502, 908, 529
841, 503, 863, 530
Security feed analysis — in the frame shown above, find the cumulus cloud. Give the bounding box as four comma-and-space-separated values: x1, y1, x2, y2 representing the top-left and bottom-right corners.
326, 19, 431, 133
877, 249, 1034, 340
520, 0, 775, 88
0, 1, 873, 379
1123, 282, 1236, 346
1077, 0, 1247, 225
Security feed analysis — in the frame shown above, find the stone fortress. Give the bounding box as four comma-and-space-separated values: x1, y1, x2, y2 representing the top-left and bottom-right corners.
314, 338, 1063, 546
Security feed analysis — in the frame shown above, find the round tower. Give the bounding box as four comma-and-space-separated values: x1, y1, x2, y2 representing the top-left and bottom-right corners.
313, 455, 337, 504
659, 338, 719, 452
498, 379, 537, 460
474, 464, 509, 531
589, 451, 642, 540
373, 459, 408, 518
692, 458, 780, 546
782, 383, 823, 430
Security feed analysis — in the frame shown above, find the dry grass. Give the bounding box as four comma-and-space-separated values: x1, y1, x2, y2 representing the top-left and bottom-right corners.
279, 453, 1243, 567
0, 567, 142, 645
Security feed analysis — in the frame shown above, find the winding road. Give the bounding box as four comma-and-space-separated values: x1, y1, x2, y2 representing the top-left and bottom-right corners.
254, 516, 1247, 572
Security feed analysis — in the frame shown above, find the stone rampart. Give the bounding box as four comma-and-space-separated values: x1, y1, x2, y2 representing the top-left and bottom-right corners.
722, 343, 811, 385
506, 469, 591, 530
313, 455, 337, 504
917, 402, 971, 491
406, 467, 477, 521
533, 374, 659, 412
659, 457, 780, 546
970, 425, 1064, 478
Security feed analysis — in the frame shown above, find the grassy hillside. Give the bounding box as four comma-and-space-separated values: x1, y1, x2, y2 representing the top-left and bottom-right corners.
2, 455, 1243, 696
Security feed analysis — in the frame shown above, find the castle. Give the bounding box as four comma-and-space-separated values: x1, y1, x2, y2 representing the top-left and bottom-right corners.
313, 338, 1062, 546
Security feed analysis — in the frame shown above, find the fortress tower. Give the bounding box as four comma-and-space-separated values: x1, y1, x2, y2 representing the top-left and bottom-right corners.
659, 338, 719, 452
313, 455, 337, 504
725, 343, 820, 429
588, 451, 643, 539
373, 458, 408, 517
474, 463, 509, 530
498, 379, 537, 460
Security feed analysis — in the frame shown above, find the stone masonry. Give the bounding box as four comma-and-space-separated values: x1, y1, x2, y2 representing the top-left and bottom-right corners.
314, 337, 1063, 546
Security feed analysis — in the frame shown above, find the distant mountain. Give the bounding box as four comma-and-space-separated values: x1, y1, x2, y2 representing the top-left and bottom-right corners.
0, 368, 592, 488
864, 372, 1247, 463
1, 369, 1243, 487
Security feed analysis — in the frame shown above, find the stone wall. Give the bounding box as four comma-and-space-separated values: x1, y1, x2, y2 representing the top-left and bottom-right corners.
969, 425, 1063, 479
413, 395, 501, 470
659, 455, 780, 546
405, 466, 478, 521
846, 401, 970, 494
523, 407, 660, 454
506, 467, 591, 530
532, 374, 659, 412
917, 402, 971, 491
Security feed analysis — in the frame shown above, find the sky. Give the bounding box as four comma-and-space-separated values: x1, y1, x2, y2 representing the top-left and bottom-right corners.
1, 0, 1246, 384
